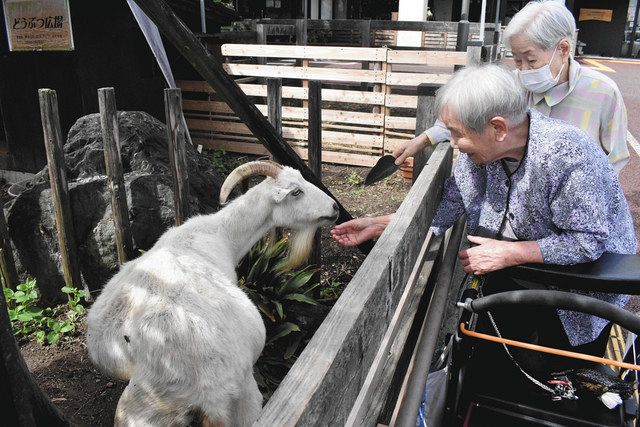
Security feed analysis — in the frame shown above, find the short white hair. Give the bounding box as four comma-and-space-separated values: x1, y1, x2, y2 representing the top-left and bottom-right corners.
503, 0, 576, 51
435, 64, 528, 134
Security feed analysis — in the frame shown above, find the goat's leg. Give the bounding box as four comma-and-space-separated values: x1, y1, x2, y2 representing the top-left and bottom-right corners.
115, 379, 190, 426
229, 375, 263, 427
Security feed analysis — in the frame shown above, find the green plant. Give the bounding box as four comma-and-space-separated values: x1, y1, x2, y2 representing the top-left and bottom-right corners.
346, 171, 364, 186
237, 236, 322, 396
3, 279, 88, 345
207, 148, 231, 174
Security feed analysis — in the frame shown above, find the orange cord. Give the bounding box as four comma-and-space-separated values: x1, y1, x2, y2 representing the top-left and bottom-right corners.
459, 322, 640, 372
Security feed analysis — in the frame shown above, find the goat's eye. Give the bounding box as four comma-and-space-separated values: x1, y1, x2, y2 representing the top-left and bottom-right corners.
291, 189, 302, 197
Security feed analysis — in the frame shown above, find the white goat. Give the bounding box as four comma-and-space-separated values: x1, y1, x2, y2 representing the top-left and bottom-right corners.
86, 161, 339, 426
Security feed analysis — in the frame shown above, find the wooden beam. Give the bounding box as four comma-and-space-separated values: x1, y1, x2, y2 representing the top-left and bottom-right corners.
223, 63, 386, 84
38, 89, 86, 296
221, 44, 387, 61
98, 88, 135, 264
164, 89, 190, 226
130, 0, 369, 251
267, 78, 283, 136
0, 209, 18, 289
308, 80, 322, 278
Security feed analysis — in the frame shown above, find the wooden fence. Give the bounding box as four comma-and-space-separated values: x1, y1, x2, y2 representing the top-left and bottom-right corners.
178, 43, 483, 166
225, 19, 498, 50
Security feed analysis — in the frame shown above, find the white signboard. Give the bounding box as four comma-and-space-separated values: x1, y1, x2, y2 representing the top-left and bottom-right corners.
2, 0, 74, 51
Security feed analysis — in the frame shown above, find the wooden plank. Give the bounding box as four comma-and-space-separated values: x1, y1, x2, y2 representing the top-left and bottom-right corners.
164, 89, 190, 225
183, 100, 233, 113
187, 119, 384, 147
385, 72, 450, 86
256, 144, 453, 425
346, 232, 443, 426
254, 106, 384, 126
386, 50, 467, 66
98, 88, 135, 265
308, 80, 322, 276
192, 138, 379, 167
221, 44, 387, 62
385, 116, 417, 130
38, 89, 85, 297
267, 78, 283, 136
223, 63, 386, 83
0, 209, 18, 289
385, 94, 418, 109
179, 81, 386, 105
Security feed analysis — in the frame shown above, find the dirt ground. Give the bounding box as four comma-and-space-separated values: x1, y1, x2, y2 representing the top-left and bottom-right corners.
19, 162, 411, 426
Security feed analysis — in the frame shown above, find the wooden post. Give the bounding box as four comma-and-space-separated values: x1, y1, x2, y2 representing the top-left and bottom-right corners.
98, 87, 135, 265
164, 88, 190, 226
412, 83, 440, 182
456, 20, 470, 52
256, 23, 266, 65
130, 0, 369, 254
360, 20, 371, 91
38, 89, 85, 293
267, 78, 283, 136
308, 80, 322, 272
295, 19, 308, 46
0, 209, 18, 289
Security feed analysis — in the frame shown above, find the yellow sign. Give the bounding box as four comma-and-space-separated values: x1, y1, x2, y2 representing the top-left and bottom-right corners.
578, 8, 613, 22
2, 0, 74, 51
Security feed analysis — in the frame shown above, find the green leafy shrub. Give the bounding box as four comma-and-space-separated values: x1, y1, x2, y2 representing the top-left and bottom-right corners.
237, 236, 323, 396
3, 278, 88, 345
346, 171, 364, 186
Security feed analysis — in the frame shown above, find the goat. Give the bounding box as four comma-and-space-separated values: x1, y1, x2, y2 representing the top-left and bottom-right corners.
86, 161, 339, 426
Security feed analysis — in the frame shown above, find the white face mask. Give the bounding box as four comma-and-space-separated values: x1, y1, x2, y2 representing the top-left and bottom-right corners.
517, 46, 565, 94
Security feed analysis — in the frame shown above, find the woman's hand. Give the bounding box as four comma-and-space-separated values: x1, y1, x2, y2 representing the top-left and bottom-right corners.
458, 235, 543, 275
330, 215, 392, 247
392, 133, 430, 165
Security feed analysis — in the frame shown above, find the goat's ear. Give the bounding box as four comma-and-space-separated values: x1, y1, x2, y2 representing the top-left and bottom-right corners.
272, 186, 292, 203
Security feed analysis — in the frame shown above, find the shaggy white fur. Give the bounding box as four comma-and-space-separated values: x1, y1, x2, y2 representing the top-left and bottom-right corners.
87, 164, 338, 426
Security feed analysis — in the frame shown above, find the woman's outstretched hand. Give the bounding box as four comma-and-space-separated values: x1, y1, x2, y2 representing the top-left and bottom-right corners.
330, 215, 393, 247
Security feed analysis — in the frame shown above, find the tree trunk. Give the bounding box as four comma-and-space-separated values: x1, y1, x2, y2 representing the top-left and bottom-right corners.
0, 290, 68, 426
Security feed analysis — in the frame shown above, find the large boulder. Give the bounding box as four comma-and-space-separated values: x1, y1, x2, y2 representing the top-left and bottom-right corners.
5, 111, 226, 302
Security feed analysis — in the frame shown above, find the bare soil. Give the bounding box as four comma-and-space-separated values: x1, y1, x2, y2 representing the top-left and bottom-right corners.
19, 162, 411, 426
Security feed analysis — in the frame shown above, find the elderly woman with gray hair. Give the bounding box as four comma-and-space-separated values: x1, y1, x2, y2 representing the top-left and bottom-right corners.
393, 0, 630, 173
331, 64, 636, 358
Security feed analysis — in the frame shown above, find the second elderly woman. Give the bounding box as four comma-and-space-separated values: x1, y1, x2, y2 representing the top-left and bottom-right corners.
393, 0, 630, 173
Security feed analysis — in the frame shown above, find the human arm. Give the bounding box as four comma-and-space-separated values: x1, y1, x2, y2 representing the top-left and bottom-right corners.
392, 119, 451, 165
330, 214, 394, 247
536, 157, 612, 265
600, 85, 630, 173
458, 236, 543, 275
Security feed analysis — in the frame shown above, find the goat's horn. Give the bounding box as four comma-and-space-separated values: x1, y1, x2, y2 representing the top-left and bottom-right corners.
219, 160, 283, 204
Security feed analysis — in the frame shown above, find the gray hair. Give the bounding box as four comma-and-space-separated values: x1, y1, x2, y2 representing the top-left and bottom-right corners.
503, 0, 576, 51
435, 64, 528, 133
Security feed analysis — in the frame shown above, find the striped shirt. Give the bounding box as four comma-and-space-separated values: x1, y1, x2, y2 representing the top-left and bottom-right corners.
424, 57, 630, 172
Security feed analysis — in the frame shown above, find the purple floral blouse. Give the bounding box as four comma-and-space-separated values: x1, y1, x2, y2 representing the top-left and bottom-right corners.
430, 109, 637, 345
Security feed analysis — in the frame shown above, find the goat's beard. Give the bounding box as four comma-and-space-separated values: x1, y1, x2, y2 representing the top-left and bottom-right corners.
284, 226, 317, 270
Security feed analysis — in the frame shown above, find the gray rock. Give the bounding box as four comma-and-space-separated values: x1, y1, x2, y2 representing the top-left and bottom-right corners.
5, 111, 226, 302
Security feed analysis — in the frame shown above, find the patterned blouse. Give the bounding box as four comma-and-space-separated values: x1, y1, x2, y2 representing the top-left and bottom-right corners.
424, 58, 630, 172
430, 109, 637, 346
